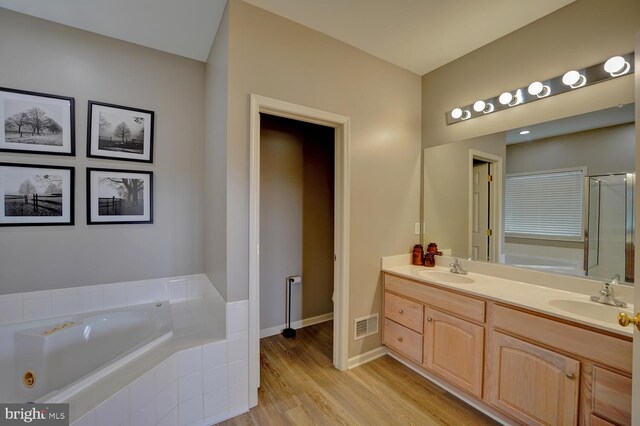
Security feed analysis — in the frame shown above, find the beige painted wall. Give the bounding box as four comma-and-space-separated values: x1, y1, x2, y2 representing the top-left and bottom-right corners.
225, 0, 422, 356
205, 5, 230, 300
259, 114, 333, 330
424, 132, 505, 258
422, 0, 639, 148
0, 10, 206, 294
506, 123, 635, 175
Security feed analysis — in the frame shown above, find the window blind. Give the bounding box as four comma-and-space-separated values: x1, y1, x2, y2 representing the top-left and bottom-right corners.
505, 169, 584, 239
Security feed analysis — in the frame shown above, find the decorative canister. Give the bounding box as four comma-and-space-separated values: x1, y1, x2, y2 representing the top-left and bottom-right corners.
412, 244, 424, 266
424, 253, 435, 267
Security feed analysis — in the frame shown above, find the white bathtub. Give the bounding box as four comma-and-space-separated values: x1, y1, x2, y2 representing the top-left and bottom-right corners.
0, 301, 172, 404
503, 253, 585, 276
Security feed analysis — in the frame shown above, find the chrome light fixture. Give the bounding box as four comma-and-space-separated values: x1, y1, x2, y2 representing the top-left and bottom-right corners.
446, 52, 634, 125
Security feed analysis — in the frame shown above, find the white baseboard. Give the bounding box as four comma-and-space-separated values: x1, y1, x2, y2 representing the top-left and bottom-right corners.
347, 346, 388, 369
387, 352, 511, 425
260, 312, 333, 338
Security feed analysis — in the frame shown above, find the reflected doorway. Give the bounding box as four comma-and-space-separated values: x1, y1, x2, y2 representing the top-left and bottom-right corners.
468, 150, 503, 263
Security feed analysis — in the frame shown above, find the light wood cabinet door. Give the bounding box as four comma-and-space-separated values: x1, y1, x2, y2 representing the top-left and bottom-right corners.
423, 307, 484, 397
486, 332, 580, 426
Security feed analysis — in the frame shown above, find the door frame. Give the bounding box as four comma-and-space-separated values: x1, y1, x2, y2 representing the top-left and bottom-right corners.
249, 94, 351, 407
468, 150, 503, 263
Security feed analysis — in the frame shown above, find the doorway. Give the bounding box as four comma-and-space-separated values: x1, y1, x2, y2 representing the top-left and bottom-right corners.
258, 113, 335, 340
248, 94, 350, 408
468, 150, 503, 262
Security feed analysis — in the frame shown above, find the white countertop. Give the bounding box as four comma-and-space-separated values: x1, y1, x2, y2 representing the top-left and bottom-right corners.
382, 263, 633, 338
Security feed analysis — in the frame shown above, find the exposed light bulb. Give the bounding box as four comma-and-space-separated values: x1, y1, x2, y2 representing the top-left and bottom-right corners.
473, 100, 486, 112
604, 56, 630, 76
562, 70, 586, 88
499, 92, 513, 105
451, 108, 463, 119
528, 81, 550, 98
528, 82, 543, 95
519, 130, 530, 135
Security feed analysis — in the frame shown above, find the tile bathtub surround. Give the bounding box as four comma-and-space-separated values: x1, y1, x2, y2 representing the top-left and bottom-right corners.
0, 273, 215, 326
69, 297, 250, 426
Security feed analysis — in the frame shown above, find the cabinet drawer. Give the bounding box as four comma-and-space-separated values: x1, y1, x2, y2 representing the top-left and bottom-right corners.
384, 273, 485, 323
384, 292, 423, 333
491, 304, 632, 373
383, 318, 422, 363
592, 366, 631, 426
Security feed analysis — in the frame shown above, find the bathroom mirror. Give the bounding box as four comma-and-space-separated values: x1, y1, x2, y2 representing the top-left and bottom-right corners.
423, 103, 635, 285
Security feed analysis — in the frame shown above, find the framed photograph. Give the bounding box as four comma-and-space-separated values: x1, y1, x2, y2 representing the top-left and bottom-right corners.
87, 101, 154, 163
1, 87, 75, 156
87, 168, 153, 224
0, 163, 74, 226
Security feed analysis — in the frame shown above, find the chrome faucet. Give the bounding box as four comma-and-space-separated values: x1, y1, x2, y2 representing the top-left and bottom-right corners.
449, 258, 468, 275
590, 274, 627, 307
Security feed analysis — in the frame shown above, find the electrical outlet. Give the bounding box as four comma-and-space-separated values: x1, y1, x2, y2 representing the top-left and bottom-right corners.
414, 222, 421, 235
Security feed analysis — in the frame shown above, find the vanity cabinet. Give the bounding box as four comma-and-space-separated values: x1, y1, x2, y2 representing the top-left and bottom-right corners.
381, 271, 633, 426
486, 331, 580, 425
490, 303, 632, 426
423, 307, 484, 396
383, 273, 486, 398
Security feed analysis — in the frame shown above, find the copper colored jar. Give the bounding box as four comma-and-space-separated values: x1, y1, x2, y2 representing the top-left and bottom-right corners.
412, 244, 424, 266
427, 243, 438, 254
424, 253, 435, 267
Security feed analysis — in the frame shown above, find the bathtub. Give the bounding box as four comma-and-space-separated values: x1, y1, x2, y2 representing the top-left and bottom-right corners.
503, 253, 585, 276
0, 301, 172, 404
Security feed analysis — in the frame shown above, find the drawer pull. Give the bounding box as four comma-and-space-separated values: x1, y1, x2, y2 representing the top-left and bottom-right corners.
427, 317, 433, 322
566, 372, 575, 379
397, 337, 403, 342
399, 309, 404, 314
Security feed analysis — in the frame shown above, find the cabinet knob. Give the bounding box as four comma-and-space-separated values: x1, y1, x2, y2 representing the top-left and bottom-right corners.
399, 309, 404, 314
397, 337, 403, 342
566, 372, 575, 379
617, 312, 640, 331
427, 317, 432, 322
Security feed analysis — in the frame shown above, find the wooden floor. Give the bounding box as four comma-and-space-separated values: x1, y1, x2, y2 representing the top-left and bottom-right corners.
219, 321, 500, 425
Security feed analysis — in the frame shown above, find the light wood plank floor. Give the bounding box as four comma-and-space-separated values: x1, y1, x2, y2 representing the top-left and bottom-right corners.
218, 321, 499, 425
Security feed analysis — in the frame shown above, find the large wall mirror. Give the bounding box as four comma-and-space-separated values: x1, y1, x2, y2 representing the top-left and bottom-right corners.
423, 103, 635, 285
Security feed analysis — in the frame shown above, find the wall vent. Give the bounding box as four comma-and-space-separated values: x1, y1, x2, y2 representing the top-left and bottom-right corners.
354, 313, 379, 340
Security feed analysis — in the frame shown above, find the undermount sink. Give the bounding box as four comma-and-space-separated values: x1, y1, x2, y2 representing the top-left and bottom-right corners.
417, 270, 474, 284
548, 299, 632, 323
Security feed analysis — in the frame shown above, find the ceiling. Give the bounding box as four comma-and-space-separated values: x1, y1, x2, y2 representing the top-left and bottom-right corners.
506, 103, 635, 145
0, 0, 574, 74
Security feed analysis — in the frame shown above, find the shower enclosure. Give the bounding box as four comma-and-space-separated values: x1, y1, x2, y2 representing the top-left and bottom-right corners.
584, 173, 635, 283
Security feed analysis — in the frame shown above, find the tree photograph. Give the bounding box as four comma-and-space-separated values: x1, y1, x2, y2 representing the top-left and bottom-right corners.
3, 98, 64, 146
3, 168, 64, 216
97, 176, 145, 216
88, 168, 152, 224
97, 108, 145, 155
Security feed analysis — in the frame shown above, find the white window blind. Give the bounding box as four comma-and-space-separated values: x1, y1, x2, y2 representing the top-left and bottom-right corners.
505, 169, 584, 239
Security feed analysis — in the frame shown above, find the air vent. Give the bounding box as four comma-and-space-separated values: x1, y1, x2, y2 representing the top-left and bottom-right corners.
354, 313, 379, 340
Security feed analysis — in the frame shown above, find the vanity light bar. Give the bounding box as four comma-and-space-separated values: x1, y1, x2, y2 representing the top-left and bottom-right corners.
446, 53, 634, 125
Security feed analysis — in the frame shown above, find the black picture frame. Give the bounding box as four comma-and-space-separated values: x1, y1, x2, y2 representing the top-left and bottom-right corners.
86, 167, 153, 225
0, 87, 75, 156
0, 162, 75, 227
87, 101, 154, 163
